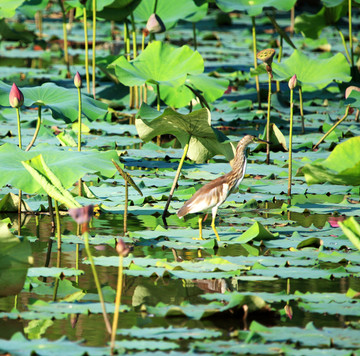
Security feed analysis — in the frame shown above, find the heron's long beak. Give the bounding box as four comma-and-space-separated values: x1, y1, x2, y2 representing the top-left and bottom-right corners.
255, 137, 270, 144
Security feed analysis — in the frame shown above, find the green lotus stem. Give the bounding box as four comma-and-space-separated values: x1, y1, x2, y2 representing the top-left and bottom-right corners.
92, 0, 96, 99
26, 105, 42, 151
132, 31, 139, 108
48, 195, 55, 231
290, 7, 295, 35
14, 294, 18, 309
288, 87, 294, 197
299, 86, 305, 134
124, 180, 128, 235
252, 16, 261, 109
162, 138, 190, 224
54, 199, 61, 251
276, 37, 283, 92
83, 230, 112, 334
110, 255, 124, 353
349, 0, 353, 67
16, 107, 22, 149
193, 23, 197, 51
153, 0, 158, 13
75, 243, 79, 284
18, 189, 22, 236
338, 28, 351, 64
57, 0, 70, 77
53, 278, 60, 301
156, 83, 160, 111
266, 73, 272, 165
77, 87, 82, 152
313, 105, 350, 150
83, 8, 90, 93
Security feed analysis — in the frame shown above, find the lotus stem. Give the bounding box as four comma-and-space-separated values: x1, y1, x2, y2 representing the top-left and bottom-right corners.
266, 72, 272, 164
299, 86, 305, 133
276, 37, 283, 92
92, 0, 96, 99
313, 105, 350, 150
252, 17, 261, 109
349, 0, 353, 68
48, 195, 55, 231
288, 87, 294, 197
153, 0, 158, 13
58, 0, 70, 77
83, 230, 112, 334
124, 180, 128, 235
193, 22, 197, 51
290, 7, 295, 35
83, 8, 90, 93
77, 85, 82, 196
26, 105, 42, 151
110, 255, 124, 354
75, 243, 79, 284
16, 106, 22, 235
338, 28, 351, 65
132, 31, 139, 108
54, 199, 61, 251
162, 138, 190, 225
16, 107, 22, 150
156, 83, 160, 111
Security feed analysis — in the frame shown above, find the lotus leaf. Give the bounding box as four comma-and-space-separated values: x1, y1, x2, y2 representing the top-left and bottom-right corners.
136, 104, 235, 163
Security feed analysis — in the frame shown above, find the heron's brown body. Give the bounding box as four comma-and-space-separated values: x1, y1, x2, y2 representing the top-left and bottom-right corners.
177, 135, 266, 241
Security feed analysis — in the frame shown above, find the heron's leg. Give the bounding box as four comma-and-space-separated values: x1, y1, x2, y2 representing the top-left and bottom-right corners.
211, 207, 220, 241
198, 215, 204, 240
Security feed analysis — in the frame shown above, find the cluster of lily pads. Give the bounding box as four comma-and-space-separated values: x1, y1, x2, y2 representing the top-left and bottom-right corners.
1, 0, 360, 355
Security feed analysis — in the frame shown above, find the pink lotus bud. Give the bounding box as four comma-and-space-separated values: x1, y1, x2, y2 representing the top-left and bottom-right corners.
288, 74, 297, 90
68, 205, 94, 224
9, 83, 24, 108
146, 13, 166, 34
116, 238, 130, 257
74, 72, 82, 88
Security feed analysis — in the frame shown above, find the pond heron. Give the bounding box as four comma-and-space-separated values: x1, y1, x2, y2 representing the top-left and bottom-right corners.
177, 135, 269, 241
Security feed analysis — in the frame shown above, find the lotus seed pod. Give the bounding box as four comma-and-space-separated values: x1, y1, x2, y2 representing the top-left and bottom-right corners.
345, 85, 360, 99
146, 13, 166, 34
288, 74, 297, 90
116, 238, 130, 257
256, 48, 276, 66
9, 83, 24, 108
74, 71, 82, 89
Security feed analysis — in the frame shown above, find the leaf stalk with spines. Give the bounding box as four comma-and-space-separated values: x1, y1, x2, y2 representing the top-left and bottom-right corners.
26, 105, 42, 152
251, 17, 261, 109
83, 7, 90, 93
162, 138, 190, 224
313, 105, 350, 150
92, 0, 96, 99
288, 74, 296, 197
83, 230, 112, 334
266, 72, 272, 164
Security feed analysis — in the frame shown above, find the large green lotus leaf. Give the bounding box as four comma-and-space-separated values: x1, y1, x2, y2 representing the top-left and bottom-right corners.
301, 137, 360, 185
0, 221, 32, 297
134, 0, 208, 29
0, 81, 108, 123
18, 0, 50, 18
0, 143, 119, 194
160, 73, 229, 108
294, 5, 347, 39
95, 0, 142, 21
273, 50, 351, 90
135, 104, 235, 163
215, 0, 296, 16
233, 221, 278, 243
0, 0, 26, 18
110, 41, 204, 89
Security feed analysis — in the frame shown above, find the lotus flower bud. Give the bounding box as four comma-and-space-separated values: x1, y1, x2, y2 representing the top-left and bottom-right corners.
146, 13, 166, 34
74, 71, 82, 89
288, 74, 297, 90
68, 205, 94, 224
9, 83, 24, 108
116, 238, 130, 257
